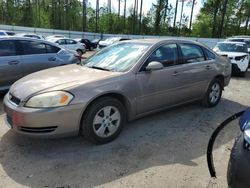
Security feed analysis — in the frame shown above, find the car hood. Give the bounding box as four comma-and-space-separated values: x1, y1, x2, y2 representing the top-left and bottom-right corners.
10, 64, 121, 100
216, 51, 248, 57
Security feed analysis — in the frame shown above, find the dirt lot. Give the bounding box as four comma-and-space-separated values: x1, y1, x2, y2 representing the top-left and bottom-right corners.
0, 52, 249, 188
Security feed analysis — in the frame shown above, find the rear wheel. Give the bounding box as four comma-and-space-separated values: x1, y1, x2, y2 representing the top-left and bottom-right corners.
202, 78, 223, 107
76, 49, 83, 56
81, 97, 126, 144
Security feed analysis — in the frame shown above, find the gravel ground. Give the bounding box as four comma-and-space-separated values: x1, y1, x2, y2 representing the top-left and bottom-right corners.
0, 52, 249, 188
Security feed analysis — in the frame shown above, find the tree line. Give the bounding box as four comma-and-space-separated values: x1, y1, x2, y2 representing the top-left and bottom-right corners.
0, 0, 249, 38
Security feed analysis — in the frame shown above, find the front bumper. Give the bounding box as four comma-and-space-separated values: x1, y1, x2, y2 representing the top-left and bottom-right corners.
3, 94, 84, 138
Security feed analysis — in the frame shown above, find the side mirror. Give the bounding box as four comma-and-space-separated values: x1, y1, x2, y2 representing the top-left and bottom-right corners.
145, 61, 164, 71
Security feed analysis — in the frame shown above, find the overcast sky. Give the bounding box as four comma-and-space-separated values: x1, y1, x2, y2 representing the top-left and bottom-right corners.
87, 0, 202, 25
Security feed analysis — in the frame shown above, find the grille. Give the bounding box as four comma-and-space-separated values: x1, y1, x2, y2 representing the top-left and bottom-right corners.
20, 126, 58, 133
232, 64, 241, 73
9, 93, 21, 105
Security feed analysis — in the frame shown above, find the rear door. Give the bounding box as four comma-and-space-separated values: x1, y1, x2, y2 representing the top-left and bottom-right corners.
0, 40, 23, 89
177, 43, 215, 99
18, 40, 62, 76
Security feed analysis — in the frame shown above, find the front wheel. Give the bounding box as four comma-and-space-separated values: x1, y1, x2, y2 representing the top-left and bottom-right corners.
202, 78, 223, 107
80, 97, 126, 144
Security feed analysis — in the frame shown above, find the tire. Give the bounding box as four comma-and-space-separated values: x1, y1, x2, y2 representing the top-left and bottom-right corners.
227, 135, 241, 188
76, 49, 83, 56
80, 97, 126, 144
240, 71, 246, 77
202, 78, 223, 107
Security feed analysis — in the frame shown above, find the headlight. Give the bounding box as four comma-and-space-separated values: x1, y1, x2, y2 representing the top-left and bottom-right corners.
235, 55, 248, 61
25, 91, 74, 108
243, 121, 250, 145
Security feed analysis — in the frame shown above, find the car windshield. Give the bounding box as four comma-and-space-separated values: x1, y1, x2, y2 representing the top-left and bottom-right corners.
84, 42, 150, 72
214, 43, 247, 53
229, 39, 250, 48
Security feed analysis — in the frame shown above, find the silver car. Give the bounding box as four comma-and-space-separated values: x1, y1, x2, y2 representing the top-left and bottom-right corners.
3, 39, 231, 144
0, 37, 80, 91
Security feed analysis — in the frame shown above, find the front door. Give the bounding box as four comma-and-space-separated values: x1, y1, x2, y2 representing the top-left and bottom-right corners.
135, 43, 189, 114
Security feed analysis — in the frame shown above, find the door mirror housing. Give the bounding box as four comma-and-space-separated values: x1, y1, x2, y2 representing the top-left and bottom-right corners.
145, 61, 164, 71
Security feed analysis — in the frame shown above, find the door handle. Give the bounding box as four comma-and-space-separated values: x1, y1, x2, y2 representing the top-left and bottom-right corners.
172, 71, 180, 76
48, 57, 56, 61
8, 60, 19, 65
206, 65, 212, 70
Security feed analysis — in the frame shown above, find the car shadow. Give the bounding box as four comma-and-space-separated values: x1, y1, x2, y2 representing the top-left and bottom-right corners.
231, 69, 250, 81
0, 98, 247, 187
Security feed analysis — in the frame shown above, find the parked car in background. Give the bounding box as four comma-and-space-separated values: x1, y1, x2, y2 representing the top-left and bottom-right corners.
227, 37, 250, 53
3, 39, 231, 144
227, 108, 250, 188
49, 37, 86, 55
98, 37, 130, 49
0, 30, 15, 37
91, 38, 101, 48
213, 41, 249, 76
45, 35, 66, 40
75, 38, 96, 51
0, 37, 80, 91
15, 33, 45, 40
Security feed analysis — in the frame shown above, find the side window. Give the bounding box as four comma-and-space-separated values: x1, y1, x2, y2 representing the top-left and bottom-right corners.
20, 41, 47, 55
179, 43, 205, 63
67, 39, 77, 44
56, 39, 66, 45
203, 48, 215, 60
46, 44, 60, 53
0, 40, 16, 56
146, 43, 178, 67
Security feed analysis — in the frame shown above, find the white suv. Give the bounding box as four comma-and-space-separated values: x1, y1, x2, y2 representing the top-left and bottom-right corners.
214, 41, 249, 76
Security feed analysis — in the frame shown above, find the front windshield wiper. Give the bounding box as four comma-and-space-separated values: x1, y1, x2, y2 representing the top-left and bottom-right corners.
89, 66, 112, 71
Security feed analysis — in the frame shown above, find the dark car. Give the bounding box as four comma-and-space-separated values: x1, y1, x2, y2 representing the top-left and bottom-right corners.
91, 38, 101, 48
207, 107, 250, 188
227, 108, 250, 188
75, 38, 96, 51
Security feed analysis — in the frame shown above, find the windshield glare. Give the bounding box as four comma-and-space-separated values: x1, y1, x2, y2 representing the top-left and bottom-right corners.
84, 42, 150, 72
214, 43, 247, 53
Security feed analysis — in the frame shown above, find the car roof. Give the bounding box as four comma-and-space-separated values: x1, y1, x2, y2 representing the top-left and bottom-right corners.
0, 36, 62, 46
124, 38, 205, 46
218, 41, 246, 44
49, 37, 75, 42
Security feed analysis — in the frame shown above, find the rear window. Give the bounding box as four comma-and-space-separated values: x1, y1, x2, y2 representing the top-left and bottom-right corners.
179, 43, 205, 63
0, 40, 16, 56
46, 44, 60, 53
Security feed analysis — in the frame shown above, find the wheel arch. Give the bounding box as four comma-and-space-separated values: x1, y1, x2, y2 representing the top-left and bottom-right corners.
78, 92, 132, 133
214, 75, 225, 89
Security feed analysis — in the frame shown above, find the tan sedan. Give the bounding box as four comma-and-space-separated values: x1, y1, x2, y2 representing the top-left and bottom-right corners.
3, 39, 231, 144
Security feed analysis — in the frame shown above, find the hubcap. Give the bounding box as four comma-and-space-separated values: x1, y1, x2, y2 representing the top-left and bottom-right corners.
209, 83, 221, 104
93, 106, 121, 138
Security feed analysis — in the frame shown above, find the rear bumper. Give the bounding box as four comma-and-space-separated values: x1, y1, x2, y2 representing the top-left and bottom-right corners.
3, 94, 83, 138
